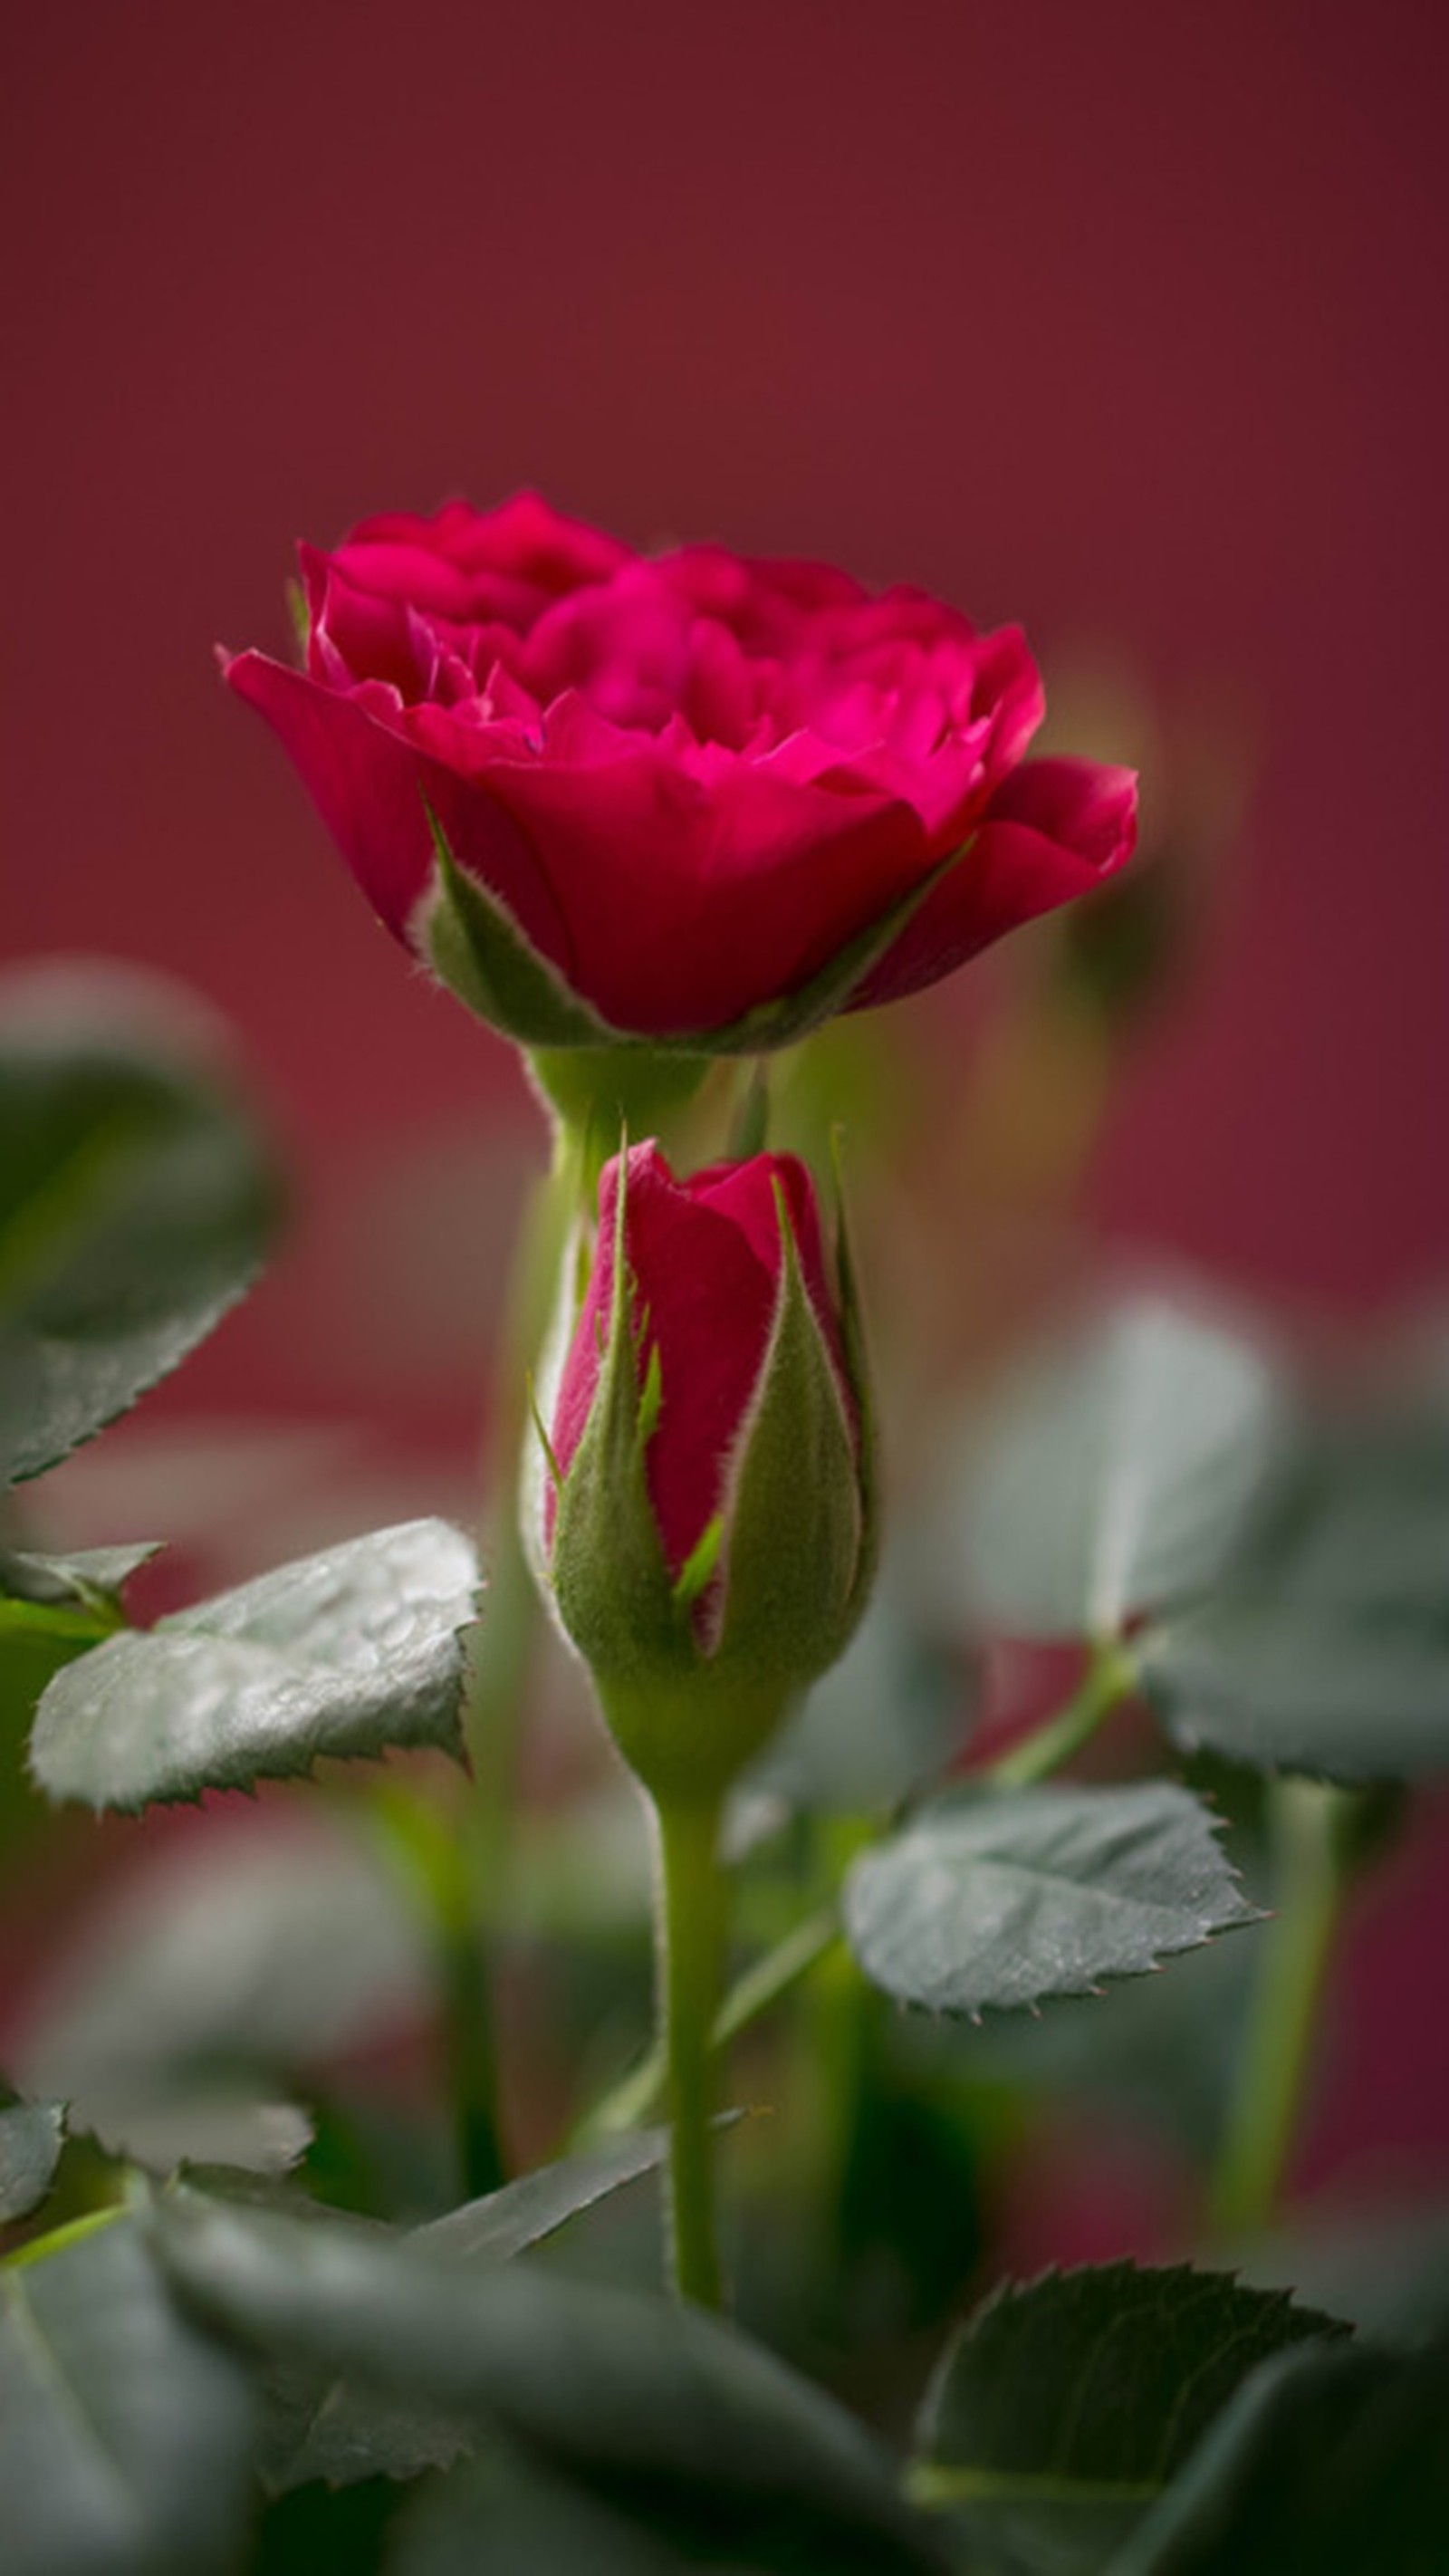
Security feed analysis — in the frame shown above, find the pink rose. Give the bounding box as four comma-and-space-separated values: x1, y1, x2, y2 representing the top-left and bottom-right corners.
225, 494, 1137, 1053
541, 1142, 872, 1793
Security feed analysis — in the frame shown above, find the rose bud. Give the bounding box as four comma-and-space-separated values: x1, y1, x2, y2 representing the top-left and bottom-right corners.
537, 1141, 873, 1802
224, 495, 1137, 1070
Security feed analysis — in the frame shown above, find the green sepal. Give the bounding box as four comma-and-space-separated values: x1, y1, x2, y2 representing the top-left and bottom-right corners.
698, 851, 958, 1058
543, 1166, 794, 1803
829, 1130, 879, 1627
673, 1515, 724, 1615
715, 1183, 867, 1688
547, 1158, 680, 1692
420, 807, 619, 1050
421, 806, 956, 1061
546, 1156, 876, 1805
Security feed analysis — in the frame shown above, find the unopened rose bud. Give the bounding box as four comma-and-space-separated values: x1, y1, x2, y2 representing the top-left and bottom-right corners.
537, 1141, 875, 1802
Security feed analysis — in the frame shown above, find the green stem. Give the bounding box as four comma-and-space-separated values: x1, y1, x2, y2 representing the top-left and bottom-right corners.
986, 1638, 1137, 1788
579, 1644, 1137, 2150
465, 1119, 584, 1798
716, 1902, 840, 2049
365, 1784, 504, 2199
439, 1120, 585, 2189
5, 2205, 126, 2271
1210, 1777, 1349, 2238
653, 1793, 730, 2307
436, 1821, 507, 2201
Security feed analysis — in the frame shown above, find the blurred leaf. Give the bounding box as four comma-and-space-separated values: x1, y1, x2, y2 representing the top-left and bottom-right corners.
738, 1548, 966, 1828
150, 2186, 946, 2571
915, 2264, 1345, 2575
938, 1301, 1285, 1640
387, 2451, 677, 2575
12, 1812, 429, 2107
0, 2214, 254, 2576
30, 1519, 478, 1811
264, 2131, 673, 2493
1114, 2335, 1449, 2574
0, 1629, 101, 1850
1139, 1606, 1449, 1783
919, 2260, 1344, 2485
389, 2446, 801, 2575
80, 2092, 314, 2177
415, 2128, 667, 2264
958, 1926, 1254, 2154
1050, 855, 1183, 1031
843, 1783, 1259, 2018
252, 2478, 402, 2576
0, 965, 279, 1487
1240, 1411, 1449, 1624
0, 1548, 158, 1821
0, 2097, 65, 2225
0, 1542, 160, 1610
1235, 2195, 1449, 2360
1241, 2204, 1449, 2351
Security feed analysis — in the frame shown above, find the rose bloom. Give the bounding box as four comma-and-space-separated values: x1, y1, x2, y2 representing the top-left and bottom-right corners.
226, 493, 1137, 1047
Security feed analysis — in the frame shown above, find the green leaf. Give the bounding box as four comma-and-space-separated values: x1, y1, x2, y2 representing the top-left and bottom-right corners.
0, 1551, 156, 1795
843, 1783, 1260, 2019
915, 2264, 1346, 2547
262, 2132, 673, 2493
149, 2186, 945, 2571
0, 2213, 255, 2576
29, 1519, 478, 1811
0, 2097, 65, 2224
0, 965, 280, 1487
1114, 2334, 1449, 2574
939, 1301, 1286, 1639
1138, 1606, 1449, 1783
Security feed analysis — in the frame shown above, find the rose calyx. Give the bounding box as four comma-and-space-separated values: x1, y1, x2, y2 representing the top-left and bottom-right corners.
542, 1142, 874, 1802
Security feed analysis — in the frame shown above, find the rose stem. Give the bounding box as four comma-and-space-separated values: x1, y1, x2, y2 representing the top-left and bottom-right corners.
579, 1644, 1140, 2144
446, 1120, 587, 2193
1209, 1776, 1352, 2239
652, 1788, 730, 2308
985, 1636, 1139, 1789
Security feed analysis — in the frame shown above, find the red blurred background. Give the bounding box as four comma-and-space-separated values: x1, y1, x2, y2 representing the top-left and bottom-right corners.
11, 0, 1448, 1312
8, 0, 1449, 2229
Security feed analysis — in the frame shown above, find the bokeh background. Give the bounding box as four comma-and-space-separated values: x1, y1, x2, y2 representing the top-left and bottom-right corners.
8, 0, 1449, 2278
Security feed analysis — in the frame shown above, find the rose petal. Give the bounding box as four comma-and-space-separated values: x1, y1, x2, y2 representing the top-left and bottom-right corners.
222, 650, 573, 971
550, 1143, 780, 1574
469, 742, 935, 1034
692, 1154, 849, 1392
850, 756, 1139, 1009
